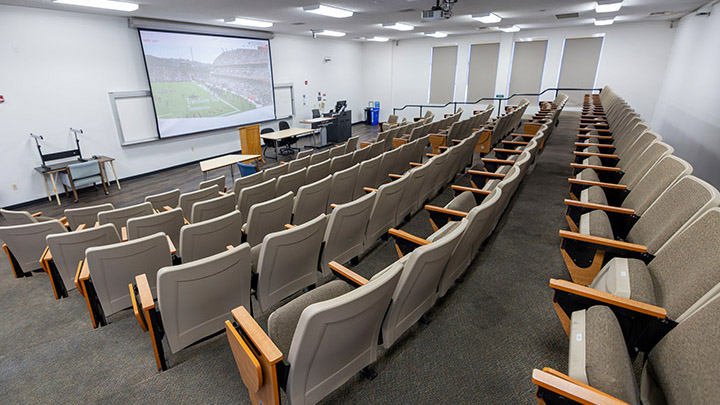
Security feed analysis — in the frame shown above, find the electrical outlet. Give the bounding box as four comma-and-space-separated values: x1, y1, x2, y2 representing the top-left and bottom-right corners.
191, 147, 195, 152
12, 184, 18, 191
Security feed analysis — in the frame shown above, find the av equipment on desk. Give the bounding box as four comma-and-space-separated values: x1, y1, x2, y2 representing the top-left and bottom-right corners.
32, 128, 86, 168
333, 100, 347, 114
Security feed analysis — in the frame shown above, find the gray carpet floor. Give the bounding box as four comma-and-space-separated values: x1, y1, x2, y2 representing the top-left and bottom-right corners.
0, 113, 578, 404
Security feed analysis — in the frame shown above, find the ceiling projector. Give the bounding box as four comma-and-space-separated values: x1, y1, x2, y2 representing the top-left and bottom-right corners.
421, 0, 458, 21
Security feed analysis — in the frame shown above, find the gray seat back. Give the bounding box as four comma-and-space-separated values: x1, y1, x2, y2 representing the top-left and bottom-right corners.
320, 192, 376, 276
190, 192, 237, 224
396, 164, 432, 223
327, 164, 359, 206
495, 166, 523, 217
245, 192, 295, 246
276, 169, 307, 196
393, 142, 415, 175
365, 175, 408, 246
288, 156, 311, 173
328, 145, 345, 159
199, 175, 225, 191
620, 155, 693, 216
256, 214, 327, 313
368, 140, 385, 158
0, 220, 67, 271
345, 136, 359, 153
98, 202, 154, 231
306, 160, 331, 185
382, 219, 467, 348
375, 147, 400, 187
1, 209, 40, 225
621, 142, 674, 189
232, 171, 264, 194
179, 211, 244, 262
127, 208, 184, 247
309, 149, 330, 165
293, 175, 332, 225
179, 186, 219, 221
329, 153, 353, 174
351, 145, 371, 166
263, 163, 289, 181
296, 149, 314, 160
145, 189, 181, 211
86, 233, 171, 315
283, 260, 403, 405
158, 244, 253, 354
237, 178, 277, 223
46, 224, 120, 291
64, 203, 114, 230
354, 154, 383, 197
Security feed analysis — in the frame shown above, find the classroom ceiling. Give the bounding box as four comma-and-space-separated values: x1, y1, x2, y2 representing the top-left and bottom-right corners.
3, 0, 710, 40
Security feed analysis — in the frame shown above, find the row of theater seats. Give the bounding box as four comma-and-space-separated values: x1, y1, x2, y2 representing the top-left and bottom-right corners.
221, 100, 566, 404
532, 86, 720, 404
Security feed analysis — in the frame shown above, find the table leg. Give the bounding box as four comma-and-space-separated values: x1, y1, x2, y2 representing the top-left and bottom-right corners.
49, 173, 61, 206
230, 164, 235, 181
275, 142, 279, 159
66, 169, 79, 203
109, 161, 121, 190
41, 174, 52, 201
204, 171, 208, 181
97, 162, 109, 195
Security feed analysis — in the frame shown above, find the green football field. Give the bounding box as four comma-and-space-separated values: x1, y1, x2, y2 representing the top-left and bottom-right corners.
152, 82, 256, 119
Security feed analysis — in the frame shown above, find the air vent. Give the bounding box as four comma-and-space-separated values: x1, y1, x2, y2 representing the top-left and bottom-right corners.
291, 22, 306, 25
555, 12, 579, 19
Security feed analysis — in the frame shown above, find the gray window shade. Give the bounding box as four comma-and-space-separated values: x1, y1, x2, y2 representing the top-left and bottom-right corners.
467, 43, 500, 102
558, 37, 604, 105
508, 40, 548, 105
429, 45, 458, 104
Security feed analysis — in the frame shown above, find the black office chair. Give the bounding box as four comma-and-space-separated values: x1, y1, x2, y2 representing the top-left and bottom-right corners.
262, 128, 278, 159
312, 109, 321, 118
278, 120, 300, 155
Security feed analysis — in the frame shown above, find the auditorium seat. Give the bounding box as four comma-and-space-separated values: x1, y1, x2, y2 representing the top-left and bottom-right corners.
275, 169, 306, 196
145, 189, 180, 212
236, 178, 276, 224
328, 164, 359, 207
262, 163, 289, 181
0, 220, 67, 278
179, 211, 244, 263
320, 192, 375, 277
243, 192, 294, 246
374, 146, 400, 187
127, 208, 184, 247
97, 202, 154, 234
351, 144, 371, 166
344, 135, 359, 153
64, 203, 114, 230
287, 155, 310, 173
292, 175, 332, 225
354, 155, 382, 198
305, 159, 331, 185
329, 153, 353, 174
199, 175, 226, 192
190, 192, 236, 224
232, 171, 263, 193
364, 175, 408, 247
328, 145, 345, 159
178, 186, 219, 222
368, 140, 386, 158
394, 163, 432, 224
309, 149, 330, 165
0, 208, 57, 225
296, 149, 313, 160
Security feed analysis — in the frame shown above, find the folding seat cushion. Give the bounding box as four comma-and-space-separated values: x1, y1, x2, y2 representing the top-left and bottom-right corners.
46, 224, 120, 292
354, 154, 382, 197
64, 203, 114, 230
0, 208, 56, 225
275, 169, 306, 196
178, 186, 219, 220
244, 192, 294, 246
98, 202, 154, 232
287, 156, 311, 173
263, 163, 289, 181
127, 208, 184, 247
179, 211, 244, 262
364, 175, 408, 246
236, 178, 276, 224
292, 175, 332, 225
327, 164, 359, 207
199, 175, 225, 191
329, 153, 353, 174
190, 192, 236, 224
0, 220, 68, 276
232, 171, 264, 194
320, 192, 376, 276
145, 189, 180, 212
254, 214, 327, 313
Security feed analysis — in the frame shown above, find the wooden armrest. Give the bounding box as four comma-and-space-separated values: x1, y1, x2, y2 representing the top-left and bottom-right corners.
284, 224, 297, 229
573, 151, 618, 159
574, 142, 615, 148
558, 230, 647, 253
567, 178, 627, 190
493, 148, 522, 154
121, 226, 128, 242
578, 128, 611, 133
41, 245, 52, 263
451, 185, 490, 195
438, 146, 449, 151
388, 228, 430, 246
426, 153, 438, 158
330, 204, 338, 209
511, 133, 535, 139
77, 259, 90, 290
501, 140, 528, 146
570, 163, 622, 172
166, 235, 176, 255
424, 205, 468, 218
576, 134, 613, 140
31, 211, 43, 217
549, 279, 666, 318
163, 206, 174, 212
388, 173, 402, 179
564, 199, 634, 215
409, 162, 423, 167
468, 170, 505, 178
532, 368, 629, 405
76, 224, 87, 231
94, 221, 99, 228
481, 158, 515, 165
59, 216, 68, 225
226, 245, 234, 251
363, 187, 378, 193
359, 142, 371, 149
134, 274, 155, 327
438, 129, 448, 133
328, 261, 368, 287
451, 139, 462, 144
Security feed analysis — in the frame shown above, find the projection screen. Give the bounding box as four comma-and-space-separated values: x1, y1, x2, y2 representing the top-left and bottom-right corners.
138, 29, 276, 138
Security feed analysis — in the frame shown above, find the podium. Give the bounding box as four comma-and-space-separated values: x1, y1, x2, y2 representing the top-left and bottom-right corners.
238, 124, 263, 163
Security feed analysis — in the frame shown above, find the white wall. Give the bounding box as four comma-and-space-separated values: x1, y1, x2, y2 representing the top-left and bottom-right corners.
363, 21, 675, 122
0, 5, 364, 207
653, 4, 720, 188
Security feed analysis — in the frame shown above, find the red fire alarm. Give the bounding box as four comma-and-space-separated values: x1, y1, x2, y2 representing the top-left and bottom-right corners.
0, 95, 5, 104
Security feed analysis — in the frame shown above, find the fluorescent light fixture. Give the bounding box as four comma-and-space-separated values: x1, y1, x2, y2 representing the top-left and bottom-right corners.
303, 4, 353, 18
498, 25, 520, 32
315, 30, 346, 37
382, 22, 414, 31
472, 12, 502, 24
595, 1, 623, 13
424, 31, 448, 38
224, 17, 273, 28
367, 36, 389, 42
53, 0, 138, 11
594, 17, 615, 25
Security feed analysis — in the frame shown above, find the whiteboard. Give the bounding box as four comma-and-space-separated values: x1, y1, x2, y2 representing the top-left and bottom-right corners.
274, 85, 294, 119
109, 91, 159, 145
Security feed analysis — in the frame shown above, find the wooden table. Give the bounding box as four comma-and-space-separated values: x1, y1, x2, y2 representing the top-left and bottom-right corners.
34, 155, 119, 205
96, 156, 121, 192
260, 128, 316, 156
199, 154, 262, 180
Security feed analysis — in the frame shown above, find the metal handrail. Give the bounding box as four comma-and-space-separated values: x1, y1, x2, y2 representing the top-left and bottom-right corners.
392, 87, 603, 117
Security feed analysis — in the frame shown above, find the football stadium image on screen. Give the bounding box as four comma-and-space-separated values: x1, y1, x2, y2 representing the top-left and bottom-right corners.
139, 30, 276, 138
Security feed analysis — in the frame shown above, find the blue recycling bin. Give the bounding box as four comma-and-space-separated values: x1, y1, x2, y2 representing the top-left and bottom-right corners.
370, 107, 380, 126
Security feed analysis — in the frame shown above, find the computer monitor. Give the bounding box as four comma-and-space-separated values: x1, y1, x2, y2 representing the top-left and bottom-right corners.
334, 100, 347, 114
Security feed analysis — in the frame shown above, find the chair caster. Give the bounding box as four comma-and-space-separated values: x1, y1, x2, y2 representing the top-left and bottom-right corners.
360, 366, 377, 381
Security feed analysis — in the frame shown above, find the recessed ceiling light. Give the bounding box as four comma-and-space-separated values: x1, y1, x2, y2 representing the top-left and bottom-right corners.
367, 36, 389, 42
223, 17, 273, 28
595, 1, 623, 13
315, 29, 346, 37
471, 13, 502, 24
303, 4, 353, 18
594, 17, 615, 25
382, 22, 414, 31
424, 32, 448, 38
53, 0, 138, 11
498, 25, 520, 32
